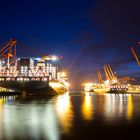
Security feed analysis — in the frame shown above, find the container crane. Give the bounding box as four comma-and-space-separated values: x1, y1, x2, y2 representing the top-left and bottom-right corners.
0, 39, 17, 68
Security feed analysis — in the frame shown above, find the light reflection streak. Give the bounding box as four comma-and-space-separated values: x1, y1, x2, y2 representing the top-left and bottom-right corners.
28, 106, 40, 140
0, 96, 17, 139
55, 92, 73, 134
104, 94, 125, 120
81, 92, 93, 121
119, 94, 123, 114
127, 95, 133, 120
104, 94, 134, 121
104, 94, 112, 117
112, 94, 116, 114
43, 103, 60, 140
0, 96, 17, 125
0, 98, 3, 128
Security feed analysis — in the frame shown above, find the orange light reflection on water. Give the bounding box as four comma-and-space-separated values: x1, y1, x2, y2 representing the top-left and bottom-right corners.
0, 98, 3, 124
127, 95, 133, 120
55, 92, 73, 134
81, 92, 93, 121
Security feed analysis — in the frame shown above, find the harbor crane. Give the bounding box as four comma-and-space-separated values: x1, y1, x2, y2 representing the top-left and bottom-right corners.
0, 39, 17, 68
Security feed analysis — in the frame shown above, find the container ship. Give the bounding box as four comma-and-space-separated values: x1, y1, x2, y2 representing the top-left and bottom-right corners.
0, 39, 69, 95
83, 65, 136, 93
83, 81, 130, 93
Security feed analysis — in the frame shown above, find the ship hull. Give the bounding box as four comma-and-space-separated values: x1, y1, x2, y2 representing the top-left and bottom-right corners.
107, 87, 128, 93
0, 81, 67, 95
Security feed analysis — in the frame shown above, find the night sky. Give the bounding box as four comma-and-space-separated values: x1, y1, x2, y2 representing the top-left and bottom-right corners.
0, 0, 140, 89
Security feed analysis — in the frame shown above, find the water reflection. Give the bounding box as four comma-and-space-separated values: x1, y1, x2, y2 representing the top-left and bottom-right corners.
81, 92, 93, 121
118, 94, 123, 114
0, 95, 60, 140
0, 98, 3, 125
0, 96, 17, 139
104, 94, 117, 119
104, 94, 135, 121
127, 95, 133, 120
42, 103, 59, 140
0, 93, 140, 139
55, 92, 73, 134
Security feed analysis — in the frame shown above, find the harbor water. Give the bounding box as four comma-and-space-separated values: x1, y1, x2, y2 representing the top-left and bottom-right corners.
0, 92, 140, 140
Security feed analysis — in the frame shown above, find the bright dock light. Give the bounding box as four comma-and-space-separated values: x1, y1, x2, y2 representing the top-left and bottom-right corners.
52, 56, 57, 61
61, 72, 66, 77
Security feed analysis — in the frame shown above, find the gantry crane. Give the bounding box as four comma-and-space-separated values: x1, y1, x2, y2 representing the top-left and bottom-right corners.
0, 39, 17, 68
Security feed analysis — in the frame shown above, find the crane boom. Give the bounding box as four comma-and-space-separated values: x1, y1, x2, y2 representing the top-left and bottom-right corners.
108, 64, 115, 79
105, 65, 113, 80
104, 65, 110, 80
97, 70, 103, 83
131, 47, 140, 66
